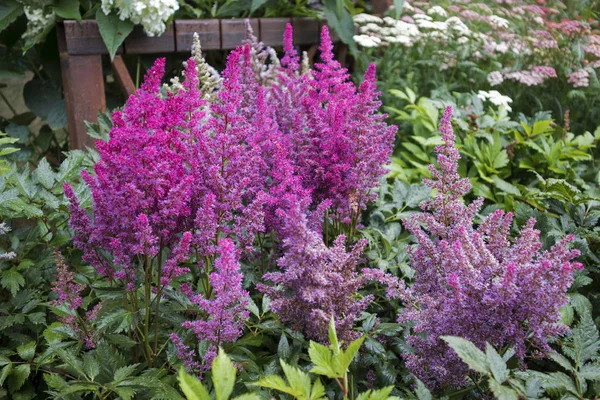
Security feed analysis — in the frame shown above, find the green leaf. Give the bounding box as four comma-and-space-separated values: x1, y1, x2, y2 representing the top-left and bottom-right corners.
393, 0, 405, 19
254, 375, 295, 396
1, 268, 25, 296
486, 343, 509, 384
308, 342, 336, 378
23, 80, 62, 120
54, 0, 81, 20
441, 336, 489, 374
83, 353, 100, 380
232, 394, 261, 400
212, 348, 236, 400
96, 9, 133, 61
281, 361, 312, 399
413, 377, 432, 400
7, 364, 29, 393
16, 342, 36, 362
278, 332, 290, 360
250, 0, 268, 14
0, 0, 23, 33
340, 336, 365, 372
0, 364, 12, 386
488, 378, 519, 400
579, 363, 600, 381
114, 364, 139, 381
328, 317, 340, 353
492, 176, 521, 196
33, 158, 55, 189
178, 368, 210, 400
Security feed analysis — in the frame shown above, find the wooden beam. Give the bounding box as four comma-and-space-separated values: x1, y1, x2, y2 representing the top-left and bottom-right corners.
57, 23, 105, 150
112, 55, 136, 98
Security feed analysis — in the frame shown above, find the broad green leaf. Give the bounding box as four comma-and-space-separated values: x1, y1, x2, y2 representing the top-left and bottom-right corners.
393, 0, 405, 19
340, 336, 365, 372
54, 0, 81, 20
178, 368, 210, 400
0, 364, 12, 386
250, 0, 268, 14
311, 378, 326, 400
83, 353, 100, 380
278, 332, 291, 360
232, 395, 261, 400
413, 377, 432, 400
488, 378, 519, 400
442, 336, 488, 374
213, 348, 236, 400
492, 176, 521, 196
579, 363, 600, 381
16, 341, 36, 362
254, 375, 296, 396
486, 343, 509, 383
114, 364, 139, 381
0, 0, 23, 33
7, 364, 30, 393
96, 9, 133, 61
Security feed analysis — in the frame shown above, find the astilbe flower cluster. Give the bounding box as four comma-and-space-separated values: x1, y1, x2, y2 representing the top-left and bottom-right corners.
257, 196, 398, 344
398, 107, 582, 390
266, 25, 397, 225
172, 238, 249, 370
51, 249, 102, 349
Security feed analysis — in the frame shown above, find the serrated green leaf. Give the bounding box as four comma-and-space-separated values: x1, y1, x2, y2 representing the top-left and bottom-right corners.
1, 268, 25, 296
96, 9, 133, 61
33, 158, 55, 189
281, 361, 312, 399
83, 353, 100, 380
178, 368, 210, 400
442, 336, 488, 374
413, 377, 432, 400
308, 342, 336, 378
488, 378, 519, 400
16, 341, 36, 362
278, 332, 290, 360
7, 364, 29, 393
114, 364, 139, 381
0, 364, 12, 386
213, 348, 236, 400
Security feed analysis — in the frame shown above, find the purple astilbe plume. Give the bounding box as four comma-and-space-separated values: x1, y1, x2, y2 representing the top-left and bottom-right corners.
258, 198, 399, 344
399, 106, 583, 390
177, 238, 250, 368
51, 249, 100, 349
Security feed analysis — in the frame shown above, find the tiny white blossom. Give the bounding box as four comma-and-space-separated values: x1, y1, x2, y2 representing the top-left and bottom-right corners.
487, 71, 504, 86
354, 34, 382, 48
478, 90, 513, 111
353, 13, 384, 24
489, 15, 509, 29
101, 0, 179, 37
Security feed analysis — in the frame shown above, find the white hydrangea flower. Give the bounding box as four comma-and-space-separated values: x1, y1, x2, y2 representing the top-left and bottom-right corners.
495, 42, 509, 53
478, 90, 513, 111
427, 6, 448, 18
487, 71, 504, 86
354, 13, 384, 25
101, 0, 179, 37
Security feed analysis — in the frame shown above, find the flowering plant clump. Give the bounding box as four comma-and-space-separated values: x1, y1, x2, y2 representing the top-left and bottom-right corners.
63, 23, 397, 371
397, 106, 583, 390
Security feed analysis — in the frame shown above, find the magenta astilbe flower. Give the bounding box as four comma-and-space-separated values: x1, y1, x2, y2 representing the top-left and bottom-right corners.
65, 58, 203, 285
399, 106, 583, 390
179, 238, 250, 368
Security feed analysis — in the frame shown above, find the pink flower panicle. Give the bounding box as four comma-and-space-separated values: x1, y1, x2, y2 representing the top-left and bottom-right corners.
178, 238, 250, 368
400, 106, 582, 390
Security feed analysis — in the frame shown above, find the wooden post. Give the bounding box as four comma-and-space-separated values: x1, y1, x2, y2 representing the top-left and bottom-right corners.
57, 22, 105, 150
112, 56, 136, 98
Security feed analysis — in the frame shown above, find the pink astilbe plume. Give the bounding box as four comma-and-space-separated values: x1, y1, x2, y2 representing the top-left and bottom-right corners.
177, 238, 250, 369
271, 26, 397, 224
399, 106, 583, 390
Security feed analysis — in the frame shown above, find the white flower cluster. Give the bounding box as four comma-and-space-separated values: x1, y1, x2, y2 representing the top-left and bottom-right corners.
0, 223, 16, 261
101, 0, 179, 37
353, 6, 473, 49
477, 90, 513, 111
22, 6, 55, 41
354, 15, 421, 47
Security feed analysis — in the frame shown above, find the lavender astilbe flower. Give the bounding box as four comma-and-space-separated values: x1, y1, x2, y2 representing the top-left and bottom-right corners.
51, 249, 99, 349
177, 238, 250, 368
399, 106, 583, 390
258, 198, 399, 344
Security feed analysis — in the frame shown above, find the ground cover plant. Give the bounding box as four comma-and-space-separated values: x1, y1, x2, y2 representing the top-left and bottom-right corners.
1, 3, 600, 400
